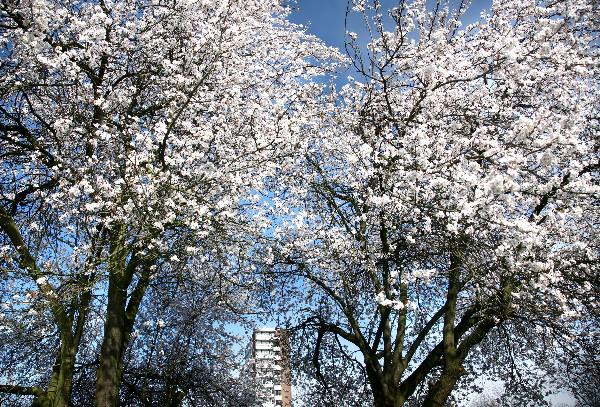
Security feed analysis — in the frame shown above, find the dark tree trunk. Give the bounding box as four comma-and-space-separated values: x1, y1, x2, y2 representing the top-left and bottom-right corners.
373, 393, 405, 407
421, 364, 465, 407
95, 275, 128, 407
94, 233, 154, 407
45, 334, 77, 407
367, 365, 405, 407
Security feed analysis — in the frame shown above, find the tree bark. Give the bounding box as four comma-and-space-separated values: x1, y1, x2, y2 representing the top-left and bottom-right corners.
95, 229, 154, 407
421, 364, 465, 407
372, 389, 405, 407
45, 333, 77, 407
372, 390, 405, 407
367, 363, 405, 407
95, 274, 128, 407
94, 264, 153, 407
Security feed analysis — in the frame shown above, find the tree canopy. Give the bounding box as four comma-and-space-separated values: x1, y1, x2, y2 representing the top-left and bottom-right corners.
1, 0, 598, 406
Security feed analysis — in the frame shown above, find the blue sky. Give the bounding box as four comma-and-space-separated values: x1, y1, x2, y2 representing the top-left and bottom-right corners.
289, 0, 494, 52
288, 0, 494, 87
288, 0, 349, 51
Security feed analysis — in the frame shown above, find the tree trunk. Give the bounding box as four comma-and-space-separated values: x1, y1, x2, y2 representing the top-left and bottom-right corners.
372, 390, 405, 407
373, 394, 405, 407
420, 252, 463, 407
421, 364, 465, 407
95, 274, 128, 407
25, 333, 77, 407
47, 337, 77, 407
94, 226, 155, 407
367, 366, 405, 407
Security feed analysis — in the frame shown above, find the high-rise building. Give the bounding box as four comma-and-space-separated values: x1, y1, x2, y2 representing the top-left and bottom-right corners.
249, 327, 292, 407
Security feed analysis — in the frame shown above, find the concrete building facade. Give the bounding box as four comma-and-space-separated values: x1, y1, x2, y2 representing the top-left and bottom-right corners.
250, 328, 292, 407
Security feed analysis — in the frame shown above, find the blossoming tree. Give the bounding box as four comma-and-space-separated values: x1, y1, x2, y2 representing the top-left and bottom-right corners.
263, 0, 599, 406
0, 0, 337, 405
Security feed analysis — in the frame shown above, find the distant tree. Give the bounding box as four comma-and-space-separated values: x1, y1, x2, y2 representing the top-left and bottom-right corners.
116, 266, 255, 407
